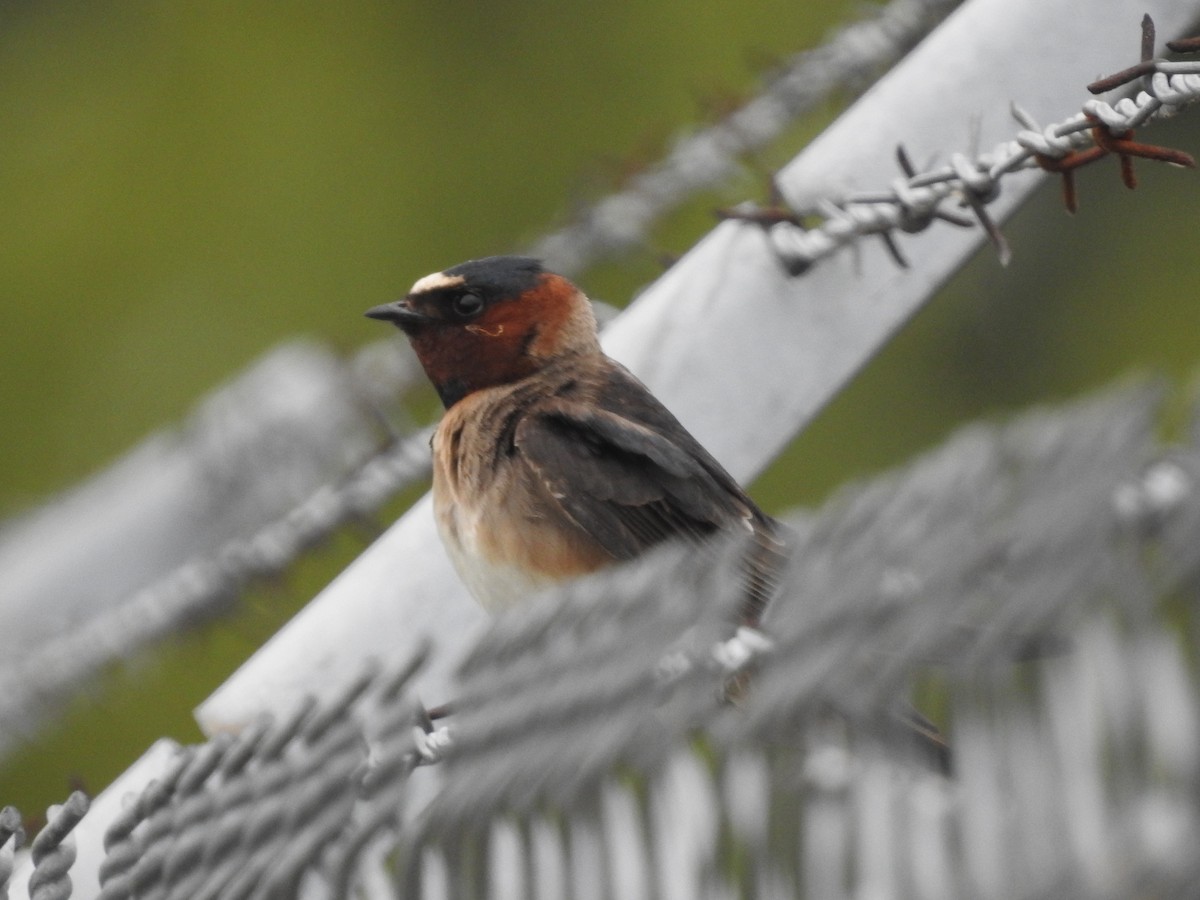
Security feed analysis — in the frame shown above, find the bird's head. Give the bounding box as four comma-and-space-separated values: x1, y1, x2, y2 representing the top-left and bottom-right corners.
366, 256, 600, 408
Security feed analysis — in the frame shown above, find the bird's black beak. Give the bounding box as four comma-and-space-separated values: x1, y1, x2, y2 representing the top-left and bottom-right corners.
364, 299, 434, 329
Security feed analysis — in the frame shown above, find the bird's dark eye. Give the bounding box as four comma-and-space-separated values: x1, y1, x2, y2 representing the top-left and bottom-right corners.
452, 291, 484, 318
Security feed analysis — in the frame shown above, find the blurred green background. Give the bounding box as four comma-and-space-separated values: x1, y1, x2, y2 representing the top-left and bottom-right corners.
1, 1, 1198, 817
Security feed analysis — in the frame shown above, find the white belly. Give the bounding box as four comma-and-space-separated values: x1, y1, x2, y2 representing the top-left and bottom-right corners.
436, 507, 557, 612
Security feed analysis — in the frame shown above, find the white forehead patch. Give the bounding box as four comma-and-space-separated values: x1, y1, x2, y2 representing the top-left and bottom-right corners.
410, 271, 466, 295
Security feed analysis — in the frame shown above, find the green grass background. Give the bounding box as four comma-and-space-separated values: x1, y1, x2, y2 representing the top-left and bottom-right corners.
1, 1, 1198, 817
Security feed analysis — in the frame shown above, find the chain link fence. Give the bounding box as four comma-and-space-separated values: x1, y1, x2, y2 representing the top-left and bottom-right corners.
5, 377, 1199, 897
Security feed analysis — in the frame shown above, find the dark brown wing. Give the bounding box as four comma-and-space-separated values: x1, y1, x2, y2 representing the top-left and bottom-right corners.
515, 398, 747, 557
514, 363, 787, 622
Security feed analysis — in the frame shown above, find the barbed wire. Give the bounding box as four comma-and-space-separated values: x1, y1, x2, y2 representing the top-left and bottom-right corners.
749, 17, 1200, 271
26, 792, 88, 900
528, 0, 965, 276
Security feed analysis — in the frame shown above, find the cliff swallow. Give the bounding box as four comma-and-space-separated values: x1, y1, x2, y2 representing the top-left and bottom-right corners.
366, 255, 786, 621
366, 256, 949, 770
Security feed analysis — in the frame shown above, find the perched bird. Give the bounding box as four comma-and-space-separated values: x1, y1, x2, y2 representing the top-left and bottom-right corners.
365, 255, 786, 621
367, 256, 949, 770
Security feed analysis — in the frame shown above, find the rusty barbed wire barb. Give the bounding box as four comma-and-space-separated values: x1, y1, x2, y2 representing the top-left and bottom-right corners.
1167, 35, 1200, 53
745, 15, 1200, 271
1086, 14, 1200, 96
1087, 13, 1160, 94
1036, 16, 1200, 204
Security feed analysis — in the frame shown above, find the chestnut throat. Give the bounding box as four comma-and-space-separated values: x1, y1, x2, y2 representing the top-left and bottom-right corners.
411, 324, 564, 408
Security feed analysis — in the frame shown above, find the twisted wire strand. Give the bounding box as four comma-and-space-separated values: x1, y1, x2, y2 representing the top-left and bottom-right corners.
231, 667, 386, 897
179, 721, 275, 900
155, 724, 270, 900
764, 57, 1200, 271
95, 653, 428, 900
27, 793, 89, 900
96, 746, 196, 895
184, 700, 326, 900
324, 646, 432, 897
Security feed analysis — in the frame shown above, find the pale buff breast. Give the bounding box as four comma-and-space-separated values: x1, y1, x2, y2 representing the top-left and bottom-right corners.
431, 387, 612, 612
